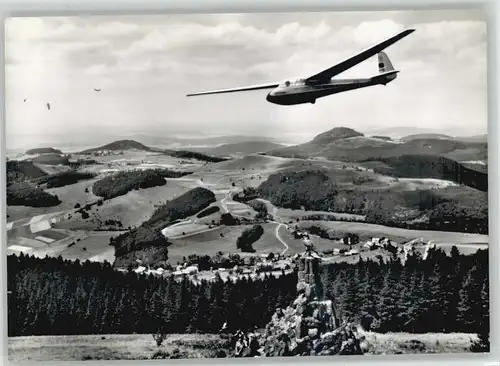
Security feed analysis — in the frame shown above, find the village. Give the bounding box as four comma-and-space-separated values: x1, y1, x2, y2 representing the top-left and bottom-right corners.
119, 228, 437, 283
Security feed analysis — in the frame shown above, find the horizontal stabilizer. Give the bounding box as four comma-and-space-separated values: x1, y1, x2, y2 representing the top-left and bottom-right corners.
371, 70, 399, 84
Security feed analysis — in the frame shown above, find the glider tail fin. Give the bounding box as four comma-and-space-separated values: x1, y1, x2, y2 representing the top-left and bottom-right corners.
371, 51, 399, 85
378, 51, 395, 73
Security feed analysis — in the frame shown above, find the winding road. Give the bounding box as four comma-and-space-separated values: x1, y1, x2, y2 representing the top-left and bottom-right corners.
274, 223, 289, 255
221, 190, 290, 255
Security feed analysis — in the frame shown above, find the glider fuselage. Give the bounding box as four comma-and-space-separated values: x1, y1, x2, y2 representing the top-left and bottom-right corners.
265, 72, 397, 105
185, 29, 414, 106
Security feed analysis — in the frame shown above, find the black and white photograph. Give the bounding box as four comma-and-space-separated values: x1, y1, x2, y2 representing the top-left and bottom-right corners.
4, 8, 489, 361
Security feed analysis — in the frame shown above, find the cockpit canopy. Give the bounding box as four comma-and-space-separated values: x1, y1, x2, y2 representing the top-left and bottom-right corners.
278, 78, 306, 89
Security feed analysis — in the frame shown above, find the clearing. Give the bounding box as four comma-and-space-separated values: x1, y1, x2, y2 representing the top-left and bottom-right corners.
7, 331, 477, 361
8, 334, 228, 362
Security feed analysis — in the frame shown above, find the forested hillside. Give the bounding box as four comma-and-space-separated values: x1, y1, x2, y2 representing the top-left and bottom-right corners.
43, 171, 96, 188
257, 169, 488, 234
7, 161, 47, 185
7, 254, 297, 336
6, 183, 61, 208
165, 150, 229, 163
362, 155, 488, 192
320, 247, 489, 334
7, 247, 488, 338
92, 169, 191, 200
110, 187, 216, 267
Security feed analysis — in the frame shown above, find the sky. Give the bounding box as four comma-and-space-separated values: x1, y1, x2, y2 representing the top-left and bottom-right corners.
4, 9, 488, 149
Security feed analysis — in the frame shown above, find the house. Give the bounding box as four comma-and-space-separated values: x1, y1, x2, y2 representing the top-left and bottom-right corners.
364, 241, 374, 249
134, 266, 146, 274
379, 237, 390, 246
184, 265, 199, 275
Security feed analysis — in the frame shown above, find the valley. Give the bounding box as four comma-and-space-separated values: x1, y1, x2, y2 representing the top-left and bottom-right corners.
6, 127, 489, 273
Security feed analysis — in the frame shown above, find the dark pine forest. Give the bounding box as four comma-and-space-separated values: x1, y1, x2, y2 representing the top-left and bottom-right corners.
7, 247, 488, 340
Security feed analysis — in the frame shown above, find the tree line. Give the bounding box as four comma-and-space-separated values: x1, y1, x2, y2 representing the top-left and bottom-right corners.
7, 253, 297, 337
6, 182, 61, 208
7, 246, 489, 342
165, 150, 229, 163
320, 247, 489, 336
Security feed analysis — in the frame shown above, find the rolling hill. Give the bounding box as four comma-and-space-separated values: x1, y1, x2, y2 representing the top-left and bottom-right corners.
31, 153, 70, 166
266, 126, 487, 163
77, 139, 229, 163
311, 127, 364, 144
7, 161, 48, 185
455, 134, 488, 143
400, 133, 453, 141
362, 155, 488, 192
256, 168, 488, 234
126, 133, 283, 148
365, 126, 449, 139
25, 147, 63, 155
203, 141, 286, 156
80, 140, 156, 154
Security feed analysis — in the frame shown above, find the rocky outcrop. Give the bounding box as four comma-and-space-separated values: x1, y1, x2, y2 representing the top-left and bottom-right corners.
234, 251, 364, 358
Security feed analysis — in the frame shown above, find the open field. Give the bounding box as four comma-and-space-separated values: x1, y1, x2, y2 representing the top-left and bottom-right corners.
162, 221, 213, 238
251, 222, 289, 253
222, 199, 257, 217
297, 220, 488, 245
359, 330, 478, 355
7, 330, 477, 361
6, 178, 100, 222
66, 180, 191, 230
166, 225, 250, 264
50, 231, 118, 262
8, 334, 229, 362
257, 198, 366, 222
375, 176, 459, 190
7, 228, 119, 262
278, 226, 363, 253
35, 164, 73, 175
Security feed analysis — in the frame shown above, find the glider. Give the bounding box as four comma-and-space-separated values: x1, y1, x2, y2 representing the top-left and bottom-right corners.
94, 88, 101, 92
186, 29, 415, 106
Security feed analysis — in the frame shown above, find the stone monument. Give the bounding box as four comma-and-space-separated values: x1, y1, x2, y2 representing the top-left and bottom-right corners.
231, 240, 363, 357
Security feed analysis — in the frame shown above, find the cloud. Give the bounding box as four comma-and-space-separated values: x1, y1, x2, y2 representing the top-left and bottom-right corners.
4, 10, 488, 146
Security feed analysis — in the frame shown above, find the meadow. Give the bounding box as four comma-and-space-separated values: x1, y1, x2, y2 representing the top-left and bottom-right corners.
8, 331, 477, 362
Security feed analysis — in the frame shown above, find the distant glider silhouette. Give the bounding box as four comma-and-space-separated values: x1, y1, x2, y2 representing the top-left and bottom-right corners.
94, 88, 101, 92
